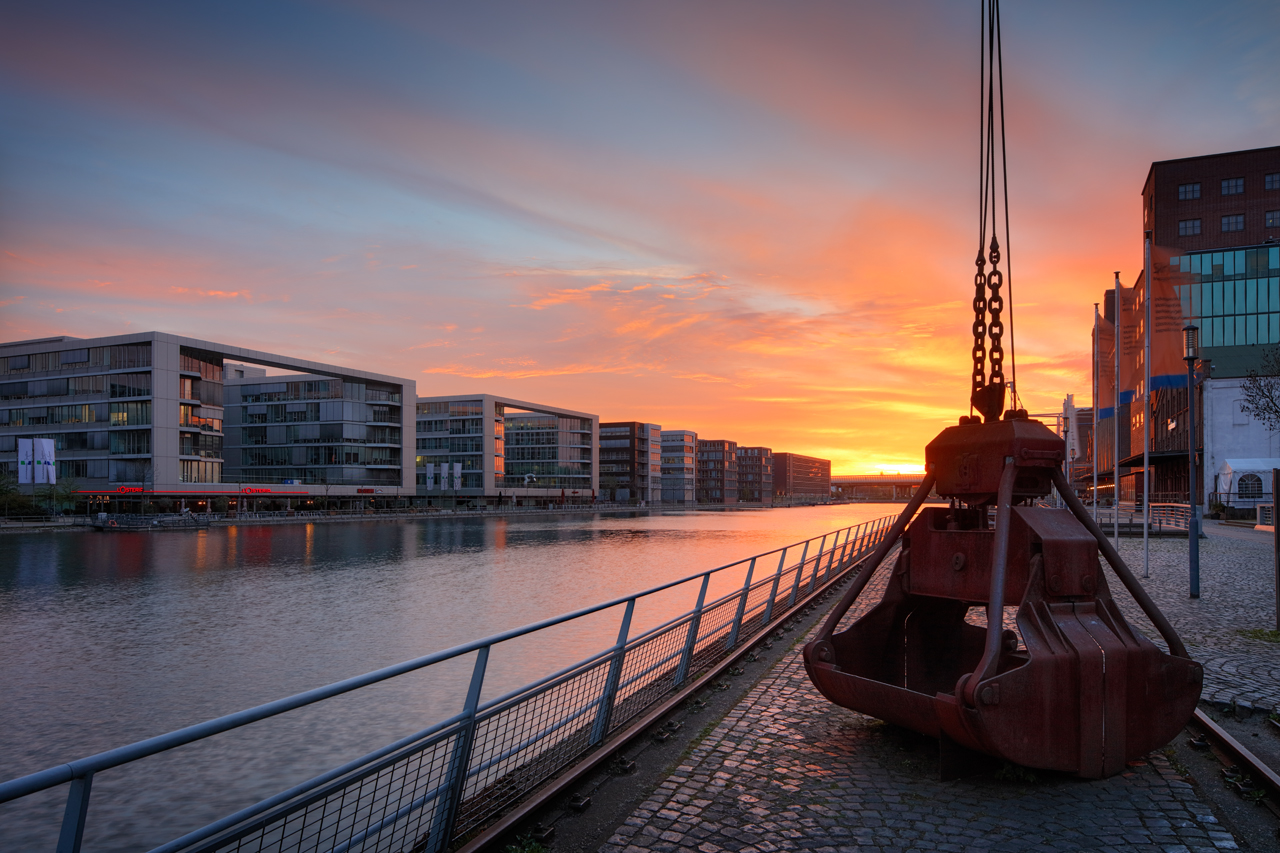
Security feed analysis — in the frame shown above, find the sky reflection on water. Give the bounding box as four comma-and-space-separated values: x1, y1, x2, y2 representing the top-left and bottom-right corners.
0, 505, 898, 851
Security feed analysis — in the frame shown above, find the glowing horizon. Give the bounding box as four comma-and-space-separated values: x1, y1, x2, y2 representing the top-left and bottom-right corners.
2, 1, 1277, 474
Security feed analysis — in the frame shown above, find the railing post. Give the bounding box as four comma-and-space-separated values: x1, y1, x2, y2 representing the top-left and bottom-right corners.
762, 547, 787, 625
429, 645, 489, 853
822, 529, 844, 581
726, 558, 757, 650
674, 575, 710, 687
56, 773, 93, 853
806, 535, 828, 593
786, 541, 810, 607
836, 527, 853, 571
590, 598, 635, 745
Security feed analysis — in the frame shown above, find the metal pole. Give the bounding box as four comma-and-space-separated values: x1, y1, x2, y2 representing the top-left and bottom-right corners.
675, 574, 710, 686
431, 645, 489, 853
807, 535, 828, 593
1143, 236, 1152, 578
56, 773, 93, 853
1093, 302, 1100, 524
590, 598, 635, 744
762, 547, 787, 625
725, 559, 756, 650
1114, 271, 1122, 543
1188, 358, 1200, 598
786, 540, 810, 607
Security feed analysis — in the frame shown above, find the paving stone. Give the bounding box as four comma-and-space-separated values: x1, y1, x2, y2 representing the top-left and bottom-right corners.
598, 532, 1262, 853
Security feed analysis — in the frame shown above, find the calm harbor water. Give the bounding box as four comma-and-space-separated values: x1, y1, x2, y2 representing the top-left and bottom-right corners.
0, 504, 899, 851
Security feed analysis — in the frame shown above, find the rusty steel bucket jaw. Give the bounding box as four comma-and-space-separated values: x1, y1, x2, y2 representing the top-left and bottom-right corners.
803, 415, 1202, 779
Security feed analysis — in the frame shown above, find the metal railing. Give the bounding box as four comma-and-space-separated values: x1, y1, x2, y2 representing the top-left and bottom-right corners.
1208, 490, 1274, 510
1091, 503, 1191, 532
0, 516, 895, 853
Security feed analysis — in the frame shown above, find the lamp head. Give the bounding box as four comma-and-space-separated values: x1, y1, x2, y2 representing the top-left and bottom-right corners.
1182, 323, 1199, 362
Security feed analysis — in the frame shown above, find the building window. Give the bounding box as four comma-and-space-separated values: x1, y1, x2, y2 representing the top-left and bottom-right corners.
1178, 183, 1200, 200
1178, 219, 1201, 236
1266, 173, 1280, 191
1222, 177, 1244, 196
1267, 210, 1280, 228
1222, 214, 1245, 232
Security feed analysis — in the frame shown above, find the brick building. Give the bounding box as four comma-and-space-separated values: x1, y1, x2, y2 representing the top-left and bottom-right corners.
1092, 146, 1280, 507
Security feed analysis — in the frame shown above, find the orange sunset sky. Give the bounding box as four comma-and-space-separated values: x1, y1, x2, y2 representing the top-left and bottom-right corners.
2, 1, 1278, 473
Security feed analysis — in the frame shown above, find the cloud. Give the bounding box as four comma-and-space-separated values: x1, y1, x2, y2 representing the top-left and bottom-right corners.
3, 0, 1274, 471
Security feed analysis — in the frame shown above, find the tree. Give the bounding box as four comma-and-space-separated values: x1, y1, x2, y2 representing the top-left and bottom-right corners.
1239, 346, 1280, 432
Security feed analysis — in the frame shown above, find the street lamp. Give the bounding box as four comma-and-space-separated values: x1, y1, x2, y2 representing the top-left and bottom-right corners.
1184, 322, 1200, 599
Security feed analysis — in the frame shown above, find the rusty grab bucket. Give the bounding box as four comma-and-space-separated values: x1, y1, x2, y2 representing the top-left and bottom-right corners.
803, 415, 1202, 778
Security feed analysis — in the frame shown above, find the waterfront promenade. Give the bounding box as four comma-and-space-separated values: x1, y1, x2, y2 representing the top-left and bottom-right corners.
597, 522, 1278, 853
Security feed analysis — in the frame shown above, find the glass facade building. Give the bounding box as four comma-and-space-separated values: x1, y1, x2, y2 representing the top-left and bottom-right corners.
660, 430, 697, 505
415, 394, 598, 507
599, 422, 662, 504
1173, 246, 1280, 351
735, 446, 773, 505
0, 332, 415, 507
223, 368, 406, 487
696, 439, 738, 505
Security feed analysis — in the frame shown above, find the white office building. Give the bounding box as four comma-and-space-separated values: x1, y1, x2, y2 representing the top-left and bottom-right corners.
0, 332, 415, 510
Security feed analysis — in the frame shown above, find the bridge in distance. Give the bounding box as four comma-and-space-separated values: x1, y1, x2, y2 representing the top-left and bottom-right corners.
831, 473, 931, 501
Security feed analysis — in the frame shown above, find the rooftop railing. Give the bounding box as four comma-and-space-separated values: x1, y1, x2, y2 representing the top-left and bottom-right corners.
0, 515, 895, 853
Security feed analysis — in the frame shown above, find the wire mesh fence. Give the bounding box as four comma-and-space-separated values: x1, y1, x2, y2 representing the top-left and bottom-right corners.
0, 517, 894, 853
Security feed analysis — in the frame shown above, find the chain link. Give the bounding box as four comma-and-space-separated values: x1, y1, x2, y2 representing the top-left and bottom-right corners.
987, 236, 1005, 392
971, 251, 988, 400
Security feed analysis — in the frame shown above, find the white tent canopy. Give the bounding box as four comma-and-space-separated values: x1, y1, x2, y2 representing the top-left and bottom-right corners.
1216, 459, 1280, 497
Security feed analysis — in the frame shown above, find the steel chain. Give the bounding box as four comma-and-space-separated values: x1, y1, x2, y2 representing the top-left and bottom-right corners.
971, 251, 988, 398
987, 236, 1004, 392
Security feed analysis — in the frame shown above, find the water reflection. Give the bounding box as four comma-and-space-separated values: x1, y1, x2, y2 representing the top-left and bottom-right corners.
0, 505, 898, 852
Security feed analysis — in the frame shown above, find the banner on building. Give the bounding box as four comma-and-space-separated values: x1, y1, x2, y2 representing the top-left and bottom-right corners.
37, 438, 56, 484
451, 462, 462, 491
1094, 314, 1116, 420
1150, 244, 1192, 390
18, 438, 33, 484
1118, 282, 1141, 404
424, 463, 435, 491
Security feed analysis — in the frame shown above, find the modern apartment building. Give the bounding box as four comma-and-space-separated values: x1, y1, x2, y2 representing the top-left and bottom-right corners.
696, 438, 738, 505
660, 429, 697, 505
1092, 146, 1280, 506
415, 394, 598, 507
0, 332, 415, 508
773, 452, 831, 502
736, 446, 773, 505
599, 421, 662, 504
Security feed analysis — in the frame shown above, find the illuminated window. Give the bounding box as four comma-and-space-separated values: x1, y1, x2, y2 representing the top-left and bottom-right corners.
1222, 177, 1244, 195
1267, 210, 1280, 228
1178, 183, 1200, 200
1178, 219, 1201, 236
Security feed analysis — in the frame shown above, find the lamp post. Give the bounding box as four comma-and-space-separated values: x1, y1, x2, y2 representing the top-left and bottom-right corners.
1184, 322, 1200, 599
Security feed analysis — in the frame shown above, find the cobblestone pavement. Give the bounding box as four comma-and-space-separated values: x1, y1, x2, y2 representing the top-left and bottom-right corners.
1109, 526, 1280, 711
599, 524, 1280, 853
601, 634, 1234, 852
